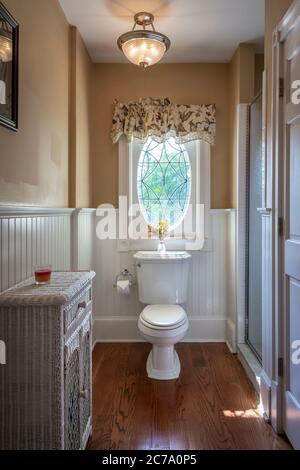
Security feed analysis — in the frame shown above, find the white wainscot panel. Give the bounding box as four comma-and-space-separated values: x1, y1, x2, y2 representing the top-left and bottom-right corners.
0, 208, 72, 293
0, 207, 236, 344
73, 209, 95, 271
93, 210, 236, 343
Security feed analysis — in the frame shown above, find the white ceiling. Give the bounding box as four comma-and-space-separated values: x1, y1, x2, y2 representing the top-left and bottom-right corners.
59, 0, 265, 63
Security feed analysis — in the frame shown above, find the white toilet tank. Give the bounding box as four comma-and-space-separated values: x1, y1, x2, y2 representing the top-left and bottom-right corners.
134, 251, 191, 305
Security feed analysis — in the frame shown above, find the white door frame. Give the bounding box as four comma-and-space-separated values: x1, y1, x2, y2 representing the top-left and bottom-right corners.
271, 0, 300, 434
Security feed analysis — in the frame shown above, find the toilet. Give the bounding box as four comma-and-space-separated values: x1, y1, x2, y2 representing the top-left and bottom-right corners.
134, 251, 191, 380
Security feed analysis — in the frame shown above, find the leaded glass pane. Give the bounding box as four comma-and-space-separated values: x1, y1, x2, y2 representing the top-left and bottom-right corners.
137, 137, 192, 230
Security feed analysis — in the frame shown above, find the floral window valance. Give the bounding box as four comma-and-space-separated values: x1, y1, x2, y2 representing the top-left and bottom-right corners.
111, 98, 216, 146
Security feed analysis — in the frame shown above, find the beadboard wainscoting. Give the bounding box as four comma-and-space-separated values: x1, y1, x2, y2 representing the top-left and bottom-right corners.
93, 210, 237, 343
226, 209, 237, 353
0, 207, 95, 294
72, 209, 95, 271
0, 207, 237, 344
0, 208, 72, 293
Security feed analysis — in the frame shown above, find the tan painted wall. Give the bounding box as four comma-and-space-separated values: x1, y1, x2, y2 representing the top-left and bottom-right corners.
91, 63, 231, 209
0, 0, 70, 207
255, 54, 265, 96
228, 50, 240, 209
228, 44, 256, 208
69, 27, 93, 208
1, 0, 287, 211
265, 0, 293, 207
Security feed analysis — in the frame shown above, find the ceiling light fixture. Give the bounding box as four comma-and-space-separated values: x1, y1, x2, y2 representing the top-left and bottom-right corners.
117, 12, 170, 69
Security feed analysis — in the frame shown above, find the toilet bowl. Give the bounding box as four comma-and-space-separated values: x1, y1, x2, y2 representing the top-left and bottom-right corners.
138, 304, 189, 380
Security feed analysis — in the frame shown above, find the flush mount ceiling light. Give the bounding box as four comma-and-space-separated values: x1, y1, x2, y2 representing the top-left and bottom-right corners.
117, 12, 170, 69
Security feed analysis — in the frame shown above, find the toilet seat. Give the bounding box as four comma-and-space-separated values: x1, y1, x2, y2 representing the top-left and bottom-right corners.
138, 305, 189, 380
140, 305, 187, 330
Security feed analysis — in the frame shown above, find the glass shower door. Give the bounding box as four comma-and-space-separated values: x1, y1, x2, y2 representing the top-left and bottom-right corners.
246, 93, 263, 360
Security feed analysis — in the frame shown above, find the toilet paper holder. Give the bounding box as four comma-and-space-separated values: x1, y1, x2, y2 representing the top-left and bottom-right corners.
114, 269, 136, 288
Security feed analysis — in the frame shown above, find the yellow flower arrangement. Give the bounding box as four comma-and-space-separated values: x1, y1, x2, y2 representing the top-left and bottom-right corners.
155, 219, 169, 241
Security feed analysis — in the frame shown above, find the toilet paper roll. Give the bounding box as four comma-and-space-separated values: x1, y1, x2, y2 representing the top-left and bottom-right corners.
117, 279, 130, 295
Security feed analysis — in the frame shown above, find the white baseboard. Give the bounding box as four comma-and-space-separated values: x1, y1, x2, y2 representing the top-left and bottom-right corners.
226, 318, 237, 353
237, 343, 262, 395
260, 369, 272, 421
93, 316, 227, 343
271, 379, 283, 433
226, 341, 235, 354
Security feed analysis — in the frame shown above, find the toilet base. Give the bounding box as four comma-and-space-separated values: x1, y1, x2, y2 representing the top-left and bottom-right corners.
146, 345, 180, 380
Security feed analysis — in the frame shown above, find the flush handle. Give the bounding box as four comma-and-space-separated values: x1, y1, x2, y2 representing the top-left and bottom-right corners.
136, 263, 141, 268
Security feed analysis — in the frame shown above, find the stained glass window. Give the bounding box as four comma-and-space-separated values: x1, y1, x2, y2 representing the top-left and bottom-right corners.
137, 137, 192, 230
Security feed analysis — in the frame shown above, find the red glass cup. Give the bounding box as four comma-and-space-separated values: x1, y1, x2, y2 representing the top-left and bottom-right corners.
34, 265, 52, 285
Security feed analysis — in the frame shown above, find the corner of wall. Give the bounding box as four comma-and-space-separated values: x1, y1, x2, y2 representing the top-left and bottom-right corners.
68, 26, 94, 209
228, 42, 256, 209
68, 26, 77, 209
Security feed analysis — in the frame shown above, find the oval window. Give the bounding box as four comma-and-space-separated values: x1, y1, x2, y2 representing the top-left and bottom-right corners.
137, 137, 192, 230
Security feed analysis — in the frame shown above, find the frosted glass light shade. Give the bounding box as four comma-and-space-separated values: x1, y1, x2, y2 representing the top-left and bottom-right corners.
0, 35, 12, 62
117, 12, 170, 69
121, 37, 166, 68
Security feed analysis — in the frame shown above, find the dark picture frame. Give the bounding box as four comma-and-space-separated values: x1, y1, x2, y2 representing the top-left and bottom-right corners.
0, 1, 19, 131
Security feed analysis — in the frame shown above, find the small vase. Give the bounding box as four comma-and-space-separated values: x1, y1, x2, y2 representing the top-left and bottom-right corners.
157, 240, 166, 253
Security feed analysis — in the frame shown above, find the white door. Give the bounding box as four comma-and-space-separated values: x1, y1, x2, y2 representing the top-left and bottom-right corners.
282, 8, 300, 450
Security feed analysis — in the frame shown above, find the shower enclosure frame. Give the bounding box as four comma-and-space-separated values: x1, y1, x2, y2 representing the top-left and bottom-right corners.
245, 91, 264, 363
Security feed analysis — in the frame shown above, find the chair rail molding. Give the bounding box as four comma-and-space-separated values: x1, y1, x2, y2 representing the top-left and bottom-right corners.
0, 205, 75, 217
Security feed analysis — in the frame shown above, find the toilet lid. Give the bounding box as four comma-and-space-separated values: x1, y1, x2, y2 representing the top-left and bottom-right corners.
141, 305, 186, 328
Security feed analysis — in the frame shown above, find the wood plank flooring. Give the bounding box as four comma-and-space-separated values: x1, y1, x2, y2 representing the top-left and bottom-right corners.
87, 343, 292, 450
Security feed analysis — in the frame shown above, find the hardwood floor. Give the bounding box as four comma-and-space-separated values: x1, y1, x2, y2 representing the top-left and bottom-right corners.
87, 343, 292, 450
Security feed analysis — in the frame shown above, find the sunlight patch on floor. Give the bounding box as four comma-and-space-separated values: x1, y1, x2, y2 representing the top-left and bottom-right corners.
222, 408, 261, 419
